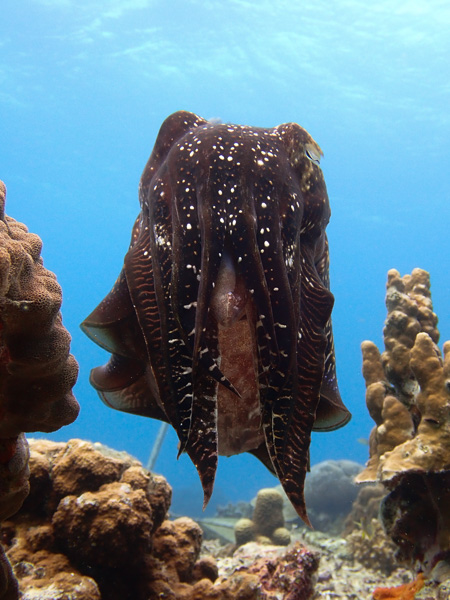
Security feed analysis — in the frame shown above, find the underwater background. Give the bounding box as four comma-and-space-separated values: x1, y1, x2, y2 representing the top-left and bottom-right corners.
1, 0, 449, 518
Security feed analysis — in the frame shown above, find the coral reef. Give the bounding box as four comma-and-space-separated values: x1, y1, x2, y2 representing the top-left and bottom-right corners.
0, 181, 79, 598
345, 517, 398, 575
3, 439, 321, 599
343, 482, 385, 536
3, 439, 172, 598
217, 459, 362, 544
234, 488, 291, 547
357, 268, 450, 577
298, 529, 414, 599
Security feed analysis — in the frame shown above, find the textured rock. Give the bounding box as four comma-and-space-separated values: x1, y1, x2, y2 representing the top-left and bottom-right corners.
345, 517, 398, 575
51, 438, 124, 500
3, 439, 173, 599
216, 541, 319, 600
11, 551, 100, 600
248, 542, 319, 600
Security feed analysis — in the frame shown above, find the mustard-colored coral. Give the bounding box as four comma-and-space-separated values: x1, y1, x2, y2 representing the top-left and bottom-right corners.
234, 488, 291, 546
379, 334, 450, 480
234, 517, 256, 546
357, 268, 450, 575
356, 268, 446, 485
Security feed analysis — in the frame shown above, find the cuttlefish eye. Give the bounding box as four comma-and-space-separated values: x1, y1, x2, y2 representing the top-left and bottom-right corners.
305, 143, 321, 165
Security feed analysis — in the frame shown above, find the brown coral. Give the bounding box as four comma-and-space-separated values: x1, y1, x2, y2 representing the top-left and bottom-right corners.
0, 181, 79, 598
52, 481, 155, 568
3, 439, 173, 599
357, 268, 450, 575
0, 182, 79, 437
2, 439, 322, 599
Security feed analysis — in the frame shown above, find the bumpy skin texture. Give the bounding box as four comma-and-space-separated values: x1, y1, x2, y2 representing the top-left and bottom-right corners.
357, 268, 450, 574
82, 111, 351, 525
0, 181, 79, 599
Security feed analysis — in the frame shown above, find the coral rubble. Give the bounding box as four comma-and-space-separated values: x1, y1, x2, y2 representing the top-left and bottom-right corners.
0, 181, 79, 598
357, 268, 450, 579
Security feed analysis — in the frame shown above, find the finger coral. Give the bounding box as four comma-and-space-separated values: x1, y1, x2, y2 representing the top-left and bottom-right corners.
0, 180, 79, 598
234, 487, 291, 547
357, 268, 450, 580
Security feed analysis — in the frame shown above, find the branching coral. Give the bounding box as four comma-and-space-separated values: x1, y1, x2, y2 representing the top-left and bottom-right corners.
357, 268, 450, 578
0, 180, 79, 599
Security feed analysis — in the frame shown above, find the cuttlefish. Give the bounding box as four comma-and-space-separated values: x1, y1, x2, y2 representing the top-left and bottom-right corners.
81, 111, 351, 525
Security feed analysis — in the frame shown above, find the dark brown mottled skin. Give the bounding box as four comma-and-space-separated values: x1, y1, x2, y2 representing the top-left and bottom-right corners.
81, 111, 350, 524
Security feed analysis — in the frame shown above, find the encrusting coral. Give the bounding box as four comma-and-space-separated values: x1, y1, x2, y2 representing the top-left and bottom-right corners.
2, 439, 319, 600
0, 180, 79, 599
234, 487, 291, 547
357, 268, 450, 582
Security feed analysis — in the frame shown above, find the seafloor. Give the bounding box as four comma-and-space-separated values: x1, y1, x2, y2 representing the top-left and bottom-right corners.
2, 438, 447, 600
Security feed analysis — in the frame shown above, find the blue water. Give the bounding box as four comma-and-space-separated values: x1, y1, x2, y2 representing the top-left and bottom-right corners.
1, 0, 449, 517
